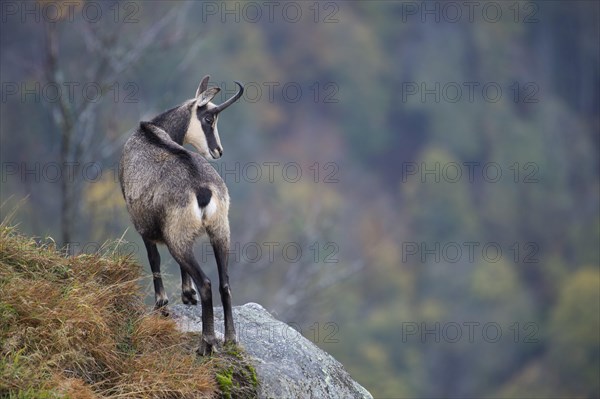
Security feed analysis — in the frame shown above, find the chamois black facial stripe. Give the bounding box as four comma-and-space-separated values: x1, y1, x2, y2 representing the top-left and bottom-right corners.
196, 106, 220, 151
204, 125, 219, 150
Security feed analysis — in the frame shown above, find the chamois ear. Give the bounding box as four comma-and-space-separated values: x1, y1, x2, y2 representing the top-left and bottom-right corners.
196, 87, 221, 107
195, 75, 211, 98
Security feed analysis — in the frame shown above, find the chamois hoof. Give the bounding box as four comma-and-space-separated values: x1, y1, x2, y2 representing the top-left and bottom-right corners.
154, 298, 169, 317
181, 288, 198, 305
197, 336, 218, 356
224, 334, 237, 346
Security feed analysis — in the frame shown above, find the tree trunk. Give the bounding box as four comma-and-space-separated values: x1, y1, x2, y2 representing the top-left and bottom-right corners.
45, 22, 75, 248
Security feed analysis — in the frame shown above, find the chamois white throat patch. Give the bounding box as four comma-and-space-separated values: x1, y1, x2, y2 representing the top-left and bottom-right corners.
184, 103, 209, 157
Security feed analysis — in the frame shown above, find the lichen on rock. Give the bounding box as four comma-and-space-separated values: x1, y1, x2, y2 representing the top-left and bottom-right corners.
171, 302, 373, 399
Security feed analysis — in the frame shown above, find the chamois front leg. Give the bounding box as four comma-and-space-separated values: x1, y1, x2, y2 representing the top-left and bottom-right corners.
168, 245, 216, 356
180, 268, 198, 305
143, 238, 169, 316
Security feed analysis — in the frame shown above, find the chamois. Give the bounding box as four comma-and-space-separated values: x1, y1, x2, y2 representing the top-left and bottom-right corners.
119, 76, 244, 354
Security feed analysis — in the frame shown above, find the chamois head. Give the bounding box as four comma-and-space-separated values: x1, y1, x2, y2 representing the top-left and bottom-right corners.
184, 75, 244, 159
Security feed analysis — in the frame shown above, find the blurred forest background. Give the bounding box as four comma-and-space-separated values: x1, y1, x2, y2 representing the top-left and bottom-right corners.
1, 1, 598, 397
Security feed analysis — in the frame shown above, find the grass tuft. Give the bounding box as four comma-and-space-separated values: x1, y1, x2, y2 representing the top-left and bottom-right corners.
0, 223, 217, 398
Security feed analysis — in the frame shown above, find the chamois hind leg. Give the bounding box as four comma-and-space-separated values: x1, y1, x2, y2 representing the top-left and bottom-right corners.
208, 226, 236, 345
143, 238, 169, 316
180, 268, 198, 305
168, 244, 216, 355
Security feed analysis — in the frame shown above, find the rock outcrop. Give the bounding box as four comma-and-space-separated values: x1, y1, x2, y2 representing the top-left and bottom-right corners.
171, 302, 373, 399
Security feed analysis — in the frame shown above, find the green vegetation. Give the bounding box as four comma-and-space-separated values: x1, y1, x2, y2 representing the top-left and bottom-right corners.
212, 344, 259, 399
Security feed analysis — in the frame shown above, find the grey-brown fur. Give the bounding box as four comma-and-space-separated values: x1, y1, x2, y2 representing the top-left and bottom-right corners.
119, 76, 243, 354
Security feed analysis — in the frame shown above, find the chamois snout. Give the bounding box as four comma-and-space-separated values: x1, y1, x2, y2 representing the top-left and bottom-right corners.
210, 147, 223, 159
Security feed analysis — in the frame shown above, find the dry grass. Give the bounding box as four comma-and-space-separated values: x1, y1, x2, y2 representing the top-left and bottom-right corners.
0, 221, 218, 398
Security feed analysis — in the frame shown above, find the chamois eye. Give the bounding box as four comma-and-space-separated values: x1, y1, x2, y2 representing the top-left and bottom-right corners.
204, 116, 213, 124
